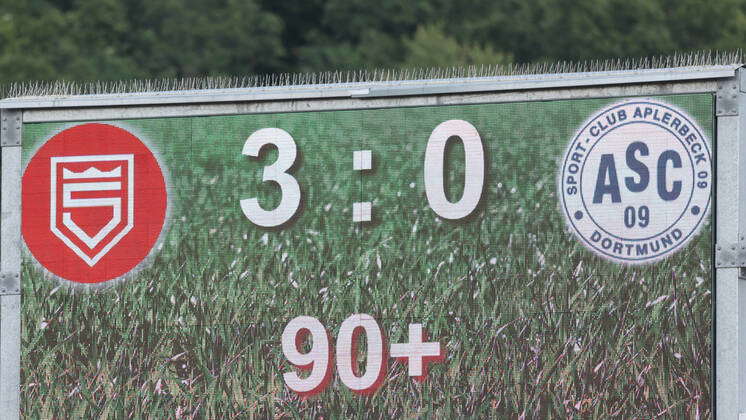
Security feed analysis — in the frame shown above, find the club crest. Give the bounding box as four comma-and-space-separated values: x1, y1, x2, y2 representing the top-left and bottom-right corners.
50, 155, 134, 266
22, 124, 168, 284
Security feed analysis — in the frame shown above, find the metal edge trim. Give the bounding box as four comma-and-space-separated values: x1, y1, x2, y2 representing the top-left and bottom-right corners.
0, 65, 740, 110
20, 80, 722, 124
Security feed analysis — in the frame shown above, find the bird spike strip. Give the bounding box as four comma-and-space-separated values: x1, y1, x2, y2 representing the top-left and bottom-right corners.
1, 50, 742, 99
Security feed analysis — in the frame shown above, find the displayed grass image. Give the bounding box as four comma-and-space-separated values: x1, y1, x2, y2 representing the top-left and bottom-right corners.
20, 94, 713, 418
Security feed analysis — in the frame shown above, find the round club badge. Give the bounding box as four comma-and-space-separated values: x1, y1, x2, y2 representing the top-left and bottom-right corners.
558, 100, 711, 264
22, 123, 168, 284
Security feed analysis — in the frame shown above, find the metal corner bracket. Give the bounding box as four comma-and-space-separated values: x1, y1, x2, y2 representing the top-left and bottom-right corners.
0, 273, 20, 295
716, 242, 746, 268
1, 109, 21, 147
0, 108, 22, 295
716, 77, 740, 116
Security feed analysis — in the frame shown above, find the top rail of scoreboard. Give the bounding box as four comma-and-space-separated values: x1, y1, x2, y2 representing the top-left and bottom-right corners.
1, 65, 742, 124
0, 64, 741, 110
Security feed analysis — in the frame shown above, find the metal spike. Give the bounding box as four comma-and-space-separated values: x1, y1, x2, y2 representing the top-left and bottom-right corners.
1, 50, 742, 98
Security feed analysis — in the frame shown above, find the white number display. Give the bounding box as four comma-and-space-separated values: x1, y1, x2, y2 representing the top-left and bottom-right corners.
240, 128, 301, 227
424, 119, 485, 219
281, 315, 444, 396
336, 314, 387, 393
281, 316, 331, 395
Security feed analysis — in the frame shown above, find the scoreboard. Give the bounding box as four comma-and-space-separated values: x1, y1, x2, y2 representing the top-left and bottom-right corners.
1, 64, 744, 418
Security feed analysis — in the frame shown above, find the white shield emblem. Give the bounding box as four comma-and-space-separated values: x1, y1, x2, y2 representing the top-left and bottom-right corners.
50, 154, 134, 266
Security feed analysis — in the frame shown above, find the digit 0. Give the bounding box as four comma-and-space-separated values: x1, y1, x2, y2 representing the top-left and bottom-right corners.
336, 314, 387, 394
424, 120, 485, 220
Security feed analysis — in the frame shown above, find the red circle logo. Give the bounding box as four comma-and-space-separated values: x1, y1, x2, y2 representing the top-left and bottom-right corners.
22, 123, 168, 284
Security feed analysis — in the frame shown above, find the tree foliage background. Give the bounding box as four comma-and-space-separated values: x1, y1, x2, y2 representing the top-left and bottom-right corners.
0, 0, 744, 82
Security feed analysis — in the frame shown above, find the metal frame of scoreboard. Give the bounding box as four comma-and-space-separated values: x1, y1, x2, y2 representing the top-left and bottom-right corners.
1, 64, 744, 418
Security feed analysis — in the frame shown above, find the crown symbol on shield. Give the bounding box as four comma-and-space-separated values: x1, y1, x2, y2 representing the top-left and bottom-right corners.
49, 154, 135, 266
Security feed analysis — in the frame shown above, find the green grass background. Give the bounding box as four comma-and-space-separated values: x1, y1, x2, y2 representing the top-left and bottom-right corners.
20, 94, 713, 418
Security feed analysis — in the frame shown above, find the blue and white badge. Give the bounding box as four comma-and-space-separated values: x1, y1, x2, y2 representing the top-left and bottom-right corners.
558, 99, 711, 264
